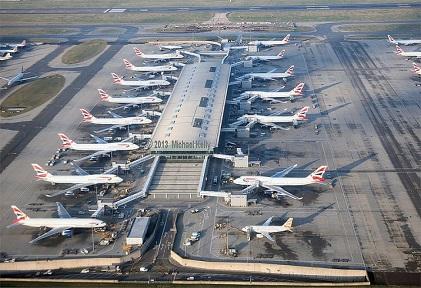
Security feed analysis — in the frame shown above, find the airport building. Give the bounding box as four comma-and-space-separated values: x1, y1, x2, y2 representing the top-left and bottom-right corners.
126, 217, 150, 246
151, 61, 231, 159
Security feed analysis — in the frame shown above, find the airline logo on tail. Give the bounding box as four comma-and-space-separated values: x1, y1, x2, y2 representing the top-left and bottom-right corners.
111, 73, 123, 84
58, 133, 74, 149
395, 45, 404, 55
277, 49, 286, 58
123, 59, 134, 70
286, 65, 294, 75
133, 47, 143, 57
31, 163, 49, 180
80, 108, 94, 122
98, 89, 110, 101
412, 62, 421, 74
295, 106, 309, 121
293, 82, 304, 95
283, 34, 290, 44
11, 206, 29, 222
387, 35, 396, 44
309, 166, 328, 182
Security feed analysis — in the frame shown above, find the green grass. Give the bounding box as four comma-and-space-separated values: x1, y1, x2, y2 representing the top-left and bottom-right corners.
228, 8, 421, 22
0, 27, 79, 36
0, 75, 65, 118
61, 40, 107, 64
0, 0, 420, 8
0, 13, 212, 25
337, 23, 421, 33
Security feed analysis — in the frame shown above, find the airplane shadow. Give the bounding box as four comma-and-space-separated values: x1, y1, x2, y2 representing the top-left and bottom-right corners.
312, 81, 342, 94
274, 203, 335, 227
304, 102, 351, 125
334, 152, 377, 178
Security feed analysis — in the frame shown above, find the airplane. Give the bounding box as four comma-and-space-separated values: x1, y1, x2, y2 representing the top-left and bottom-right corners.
134, 47, 184, 61
233, 165, 328, 200
412, 62, 421, 76
80, 108, 152, 132
239, 82, 304, 103
7, 203, 106, 244
0, 67, 38, 86
236, 106, 309, 130
0, 46, 18, 54
123, 59, 177, 73
395, 45, 421, 59
242, 217, 293, 242
31, 163, 123, 197
160, 45, 183, 51
237, 65, 294, 81
248, 34, 290, 47
387, 35, 421, 46
245, 49, 286, 62
58, 133, 139, 160
112, 73, 171, 88
1, 40, 26, 48
0, 53, 12, 61
98, 89, 163, 105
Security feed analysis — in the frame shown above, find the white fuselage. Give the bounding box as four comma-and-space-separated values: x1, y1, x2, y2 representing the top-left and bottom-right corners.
243, 114, 296, 124
106, 96, 162, 104
41, 174, 123, 185
0, 53, 12, 61
393, 39, 421, 45
89, 116, 152, 125
5, 73, 24, 86
242, 90, 295, 99
243, 225, 288, 234
246, 55, 283, 61
246, 72, 292, 80
248, 40, 288, 47
399, 51, 421, 58
127, 65, 177, 73
234, 175, 313, 186
116, 79, 170, 87
140, 53, 183, 60
19, 218, 106, 229
68, 142, 138, 152
0, 48, 17, 54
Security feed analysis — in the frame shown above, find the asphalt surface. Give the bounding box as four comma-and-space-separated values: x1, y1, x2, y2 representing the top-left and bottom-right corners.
0, 2, 419, 14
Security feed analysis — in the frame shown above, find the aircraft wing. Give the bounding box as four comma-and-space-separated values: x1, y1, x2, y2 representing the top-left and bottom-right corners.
260, 232, 274, 242
20, 76, 39, 82
271, 164, 298, 178
45, 183, 95, 198
241, 182, 259, 195
254, 75, 275, 81
56, 202, 71, 218
261, 122, 290, 130
94, 124, 126, 134
71, 162, 89, 175
262, 97, 285, 103
75, 150, 113, 162
263, 216, 273, 226
90, 134, 108, 144
0, 76, 11, 81
107, 111, 122, 118
261, 184, 303, 200
29, 227, 70, 244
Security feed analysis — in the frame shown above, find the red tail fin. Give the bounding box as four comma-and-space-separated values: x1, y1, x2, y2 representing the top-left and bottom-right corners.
412, 62, 420, 73
123, 58, 134, 70
295, 106, 309, 120
283, 34, 290, 43
293, 82, 304, 94
277, 49, 286, 58
31, 163, 49, 180
395, 45, 404, 55
286, 65, 294, 75
133, 47, 143, 57
111, 73, 122, 84
98, 89, 110, 101
57, 133, 74, 148
80, 108, 94, 122
11, 205, 29, 222
309, 166, 328, 183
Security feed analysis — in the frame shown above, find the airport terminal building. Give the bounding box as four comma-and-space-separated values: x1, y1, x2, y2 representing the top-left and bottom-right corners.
151, 61, 231, 159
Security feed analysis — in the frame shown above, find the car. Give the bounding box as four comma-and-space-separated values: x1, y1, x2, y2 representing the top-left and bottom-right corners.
187, 276, 195, 280
80, 268, 90, 274
184, 240, 192, 246
190, 208, 199, 214
139, 267, 149, 272
80, 248, 89, 255
212, 176, 218, 185
43, 269, 53, 275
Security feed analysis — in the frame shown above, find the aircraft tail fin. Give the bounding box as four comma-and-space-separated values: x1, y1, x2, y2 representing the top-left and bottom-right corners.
21, 40, 26, 46
277, 49, 286, 58
387, 35, 395, 43
133, 47, 143, 57
80, 108, 94, 122
412, 62, 420, 73
31, 163, 51, 180
283, 34, 290, 43
111, 73, 123, 84
307, 165, 328, 183
292, 82, 304, 95
98, 89, 111, 101
282, 217, 293, 232
57, 133, 75, 148
13, 46, 17, 52
286, 65, 294, 75
123, 58, 134, 70
395, 45, 404, 55
11, 205, 29, 221
294, 106, 309, 121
